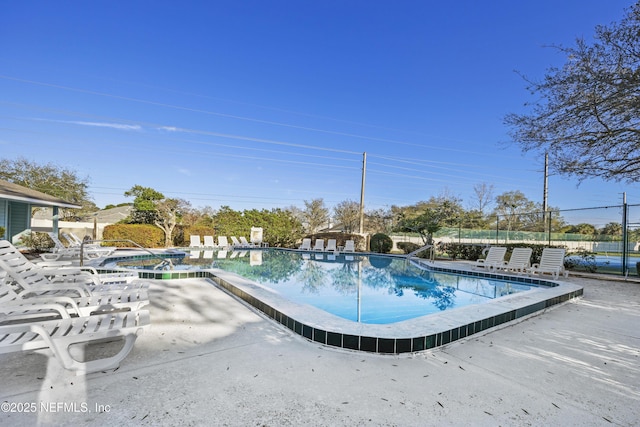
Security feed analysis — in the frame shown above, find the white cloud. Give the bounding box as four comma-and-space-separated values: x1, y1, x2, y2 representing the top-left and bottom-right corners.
158, 126, 180, 132
33, 118, 141, 131
70, 121, 141, 131
177, 168, 192, 176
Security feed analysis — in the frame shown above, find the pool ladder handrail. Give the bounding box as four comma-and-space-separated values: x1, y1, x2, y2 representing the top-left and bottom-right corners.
80, 239, 175, 269
406, 244, 434, 262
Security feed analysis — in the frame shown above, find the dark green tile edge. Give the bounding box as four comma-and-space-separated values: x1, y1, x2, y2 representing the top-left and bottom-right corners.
208, 271, 583, 355
104, 254, 583, 355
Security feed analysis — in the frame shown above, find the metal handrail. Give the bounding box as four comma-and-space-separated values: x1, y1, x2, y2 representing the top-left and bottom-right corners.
80, 239, 175, 269
406, 244, 434, 262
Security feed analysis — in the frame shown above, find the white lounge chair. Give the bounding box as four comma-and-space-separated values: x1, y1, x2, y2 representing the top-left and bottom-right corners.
230, 236, 242, 247
474, 246, 507, 270
501, 248, 532, 274
64, 232, 116, 257
189, 235, 202, 248
0, 305, 149, 374
239, 237, 255, 248
528, 248, 568, 279
41, 233, 109, 261
313, 239, 325, 251
203, 236, 216, 247
250, 227, 263, 246
326, 239, 338, 253
298, 238, 312, 251
0, 240, 149, 310
217, 236, 230, 249
1, 279, 148, 318
343, 240, 356, 253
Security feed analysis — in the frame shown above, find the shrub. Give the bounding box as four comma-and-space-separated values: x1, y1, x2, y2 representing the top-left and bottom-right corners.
437, 243, 482, 260
103, 224, 165, 248
396, 241, 420, 254
370, 233, 393, 254
564, 248, 597, 272
0, 226, 4, 239
21, 231, 54, 252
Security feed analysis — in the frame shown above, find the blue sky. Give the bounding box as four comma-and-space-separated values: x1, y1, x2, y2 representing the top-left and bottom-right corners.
1, 0, 637, 214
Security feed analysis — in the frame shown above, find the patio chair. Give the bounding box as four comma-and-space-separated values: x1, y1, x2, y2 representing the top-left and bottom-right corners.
64, 232, 116, 257
298, 238, 312, 251
0, 304, 150, 374
189, 235, 202, 248
0, 240, 150, 309
474, 246, 507, 270
527, 248, 568, 279
217, 236, 230, 249
239, 237, 256, 248
203, 236, 216, 247
501, 248, 532, 274
313, 239, 325, 251
250, 227, 263, 246
326, 239, 338, 253
35, 263, 140, 287
1, 278, 149, 318
343, 240, 356, 253
42, 233, 109, 261
230, 236, 242, 247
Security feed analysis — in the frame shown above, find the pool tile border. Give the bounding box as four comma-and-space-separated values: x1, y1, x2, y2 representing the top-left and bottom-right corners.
205, 264, 583, 355
100, 256, 583, 355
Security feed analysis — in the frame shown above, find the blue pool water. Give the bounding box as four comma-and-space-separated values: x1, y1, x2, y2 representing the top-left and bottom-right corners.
110, 249, 537, 324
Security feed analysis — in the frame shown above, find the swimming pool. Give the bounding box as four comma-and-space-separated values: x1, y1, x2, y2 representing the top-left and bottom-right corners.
110, 249, 536, 324
103, 248, 583, 354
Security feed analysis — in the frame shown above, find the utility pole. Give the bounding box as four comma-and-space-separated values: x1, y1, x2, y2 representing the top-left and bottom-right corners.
622, 192, 628, 275
359, 152, 366, 234
543, 152, 549, 239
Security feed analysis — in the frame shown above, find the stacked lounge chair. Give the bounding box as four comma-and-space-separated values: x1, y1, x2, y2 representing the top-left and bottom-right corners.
0, 240, 150, 374
474, 246, 507, 270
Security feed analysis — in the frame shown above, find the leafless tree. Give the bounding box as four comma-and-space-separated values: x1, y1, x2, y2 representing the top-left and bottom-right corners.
505, 2, 640, 183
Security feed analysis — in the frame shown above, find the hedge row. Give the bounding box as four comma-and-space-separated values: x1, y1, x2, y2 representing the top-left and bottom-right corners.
103, 224, 165, 248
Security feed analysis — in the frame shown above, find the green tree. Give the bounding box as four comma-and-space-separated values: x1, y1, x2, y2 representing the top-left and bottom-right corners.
600, 222, 622, 236
0, 157, 95, 218
564, 223, 597, 235
211, 206, 303, 247
395, 209, 443, 246
213, 206, 248, 237
505, 3, 640, 183
248, 208, 304, 247
124, 185, 192, 247
364, 207, 394, 234
155, 198, 191, 247
124, 185, 165, 224
494, 191, 541, 232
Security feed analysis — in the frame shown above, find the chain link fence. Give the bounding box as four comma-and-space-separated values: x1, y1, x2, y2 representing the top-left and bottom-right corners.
395, 204, 640, 277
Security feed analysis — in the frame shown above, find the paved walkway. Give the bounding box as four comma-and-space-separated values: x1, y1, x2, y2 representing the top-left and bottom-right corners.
1, 273, 639, 426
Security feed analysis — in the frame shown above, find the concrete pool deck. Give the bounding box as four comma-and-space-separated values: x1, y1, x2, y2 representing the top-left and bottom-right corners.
1, 265, 639, 425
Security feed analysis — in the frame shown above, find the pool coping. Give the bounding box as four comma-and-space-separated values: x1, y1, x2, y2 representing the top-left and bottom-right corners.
100, 251, 584, 354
